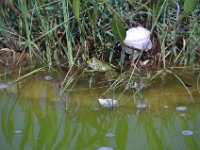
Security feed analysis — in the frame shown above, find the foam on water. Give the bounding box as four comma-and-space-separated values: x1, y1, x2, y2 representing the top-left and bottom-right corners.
14, 129, 22, 134
181, 130, 193, 136
164, 105, 168, 109
97, 147, 113, 150
137, 103, 147, 109
0, 83, 9, 89
180, 113, 186, 117
44, 75, 53, 81
176, 106, 187, 111
105, 132, 115, 138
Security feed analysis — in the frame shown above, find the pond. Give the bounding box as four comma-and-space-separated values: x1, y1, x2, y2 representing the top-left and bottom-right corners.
0, 67, 200, 150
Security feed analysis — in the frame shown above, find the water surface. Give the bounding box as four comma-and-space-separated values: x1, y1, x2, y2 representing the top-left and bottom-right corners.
0, 69, 200, 150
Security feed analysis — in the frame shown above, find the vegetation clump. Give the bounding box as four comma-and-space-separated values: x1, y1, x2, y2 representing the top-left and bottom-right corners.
0, 0, 199, 75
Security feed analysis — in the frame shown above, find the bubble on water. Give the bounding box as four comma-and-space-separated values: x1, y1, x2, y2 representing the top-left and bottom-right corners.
105, 132, 115, 138
176, 106, 187, 111
180, 113, 186, 117
164, 105, 168, 109
181, 130, 193, 136
14, 129, 22, 134
0, 83, 9, 89
44, 75, 52, 81
94, 107, 100, 111
97, 147, 113, 150
137, 103, 147, 109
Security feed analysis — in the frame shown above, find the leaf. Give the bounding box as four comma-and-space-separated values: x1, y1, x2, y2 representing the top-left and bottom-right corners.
91, 2, 99, 30
183, 0, 197, 13
72, 0, 80, 21
111, 15, 126, 42
44, 6, 56, 11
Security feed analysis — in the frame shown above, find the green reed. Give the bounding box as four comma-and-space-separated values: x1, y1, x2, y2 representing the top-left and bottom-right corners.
0, 0, 199, 85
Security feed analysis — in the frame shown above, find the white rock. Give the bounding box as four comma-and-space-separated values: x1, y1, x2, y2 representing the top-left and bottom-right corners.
123, 26, 152, 60
98, 98, 118, 108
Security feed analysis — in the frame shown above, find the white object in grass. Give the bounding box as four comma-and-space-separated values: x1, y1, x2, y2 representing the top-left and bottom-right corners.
137, 103, 147, 109
98, 98, 118, 108
123, 26, 152, 60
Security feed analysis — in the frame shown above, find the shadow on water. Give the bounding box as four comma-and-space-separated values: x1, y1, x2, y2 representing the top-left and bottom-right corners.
0, 69, 200, 150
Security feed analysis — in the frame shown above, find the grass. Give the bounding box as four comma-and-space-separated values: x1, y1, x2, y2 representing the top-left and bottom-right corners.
0, 0, 200, 92
0, 2, 199, 150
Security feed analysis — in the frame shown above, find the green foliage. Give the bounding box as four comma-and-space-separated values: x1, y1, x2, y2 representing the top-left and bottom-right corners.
183, 0, 197, 13
0, 0, 199, 69
62, 0, 74, 67
111, 15, 126, 43
72, 0, 80, 21
90, 1, 99, 30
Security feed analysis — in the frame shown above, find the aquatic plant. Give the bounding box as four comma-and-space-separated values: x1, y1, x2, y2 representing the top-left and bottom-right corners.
0, 0, 199, 93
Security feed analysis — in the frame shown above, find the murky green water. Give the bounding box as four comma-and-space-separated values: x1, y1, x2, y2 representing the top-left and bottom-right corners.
0, 68, 200, 150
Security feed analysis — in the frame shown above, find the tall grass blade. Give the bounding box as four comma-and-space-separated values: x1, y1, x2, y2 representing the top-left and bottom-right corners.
19, 0, 33, 60
197, 73, 200, 94
62, 0, 74, 67
91, 0, 99, 31
72, 0, 80, 21
111, 15, 126, 43
8, 67, 46, 85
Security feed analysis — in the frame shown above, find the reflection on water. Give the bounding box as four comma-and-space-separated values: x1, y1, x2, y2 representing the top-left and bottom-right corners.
0, 70, 200, 150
